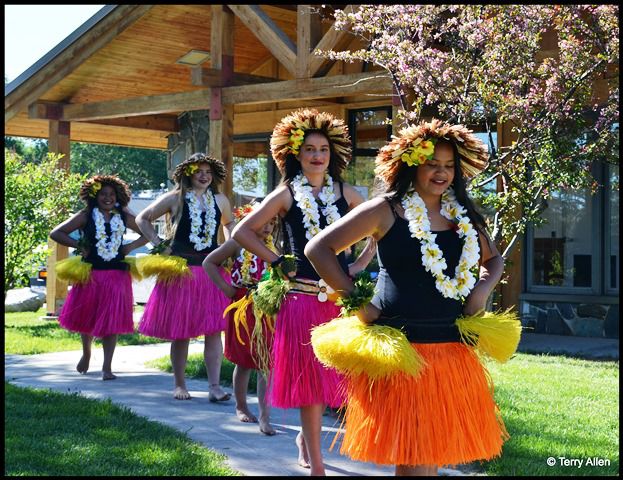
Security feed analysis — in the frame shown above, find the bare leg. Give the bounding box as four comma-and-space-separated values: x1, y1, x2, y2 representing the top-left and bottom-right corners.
300, 404, 326, 476
205, 333, 231, 401
233, 365, 257, 422
101, 334, 118, 380
256, 373, 275, 435
395, 465, 439, 476
296, 431, 310, 469
77, 334, 93, 374
171, 339, 191, 399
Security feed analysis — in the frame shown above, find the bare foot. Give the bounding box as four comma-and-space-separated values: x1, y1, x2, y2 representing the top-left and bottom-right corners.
236, 408, 258, 423
102, 371, 117, 381
76, 355, 90, 374
296, 431, 311, 468
208, 384, 231, 403
259, 419, 276, 436
173, 386, 191, 400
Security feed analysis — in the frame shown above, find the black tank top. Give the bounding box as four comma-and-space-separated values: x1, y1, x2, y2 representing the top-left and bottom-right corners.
171, 192, 222, 266
282, 182, 349, 281
83, 209, 129, 271
372, 199, 465, 342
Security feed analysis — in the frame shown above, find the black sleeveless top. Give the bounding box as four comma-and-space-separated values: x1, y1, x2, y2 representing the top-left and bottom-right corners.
372, 200, 466, 343
282, 182, 350, 281
82, 209, 129, 271
171, 192, 222, 266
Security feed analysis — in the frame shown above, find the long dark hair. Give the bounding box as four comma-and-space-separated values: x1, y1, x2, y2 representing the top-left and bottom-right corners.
280, 130, 345, 185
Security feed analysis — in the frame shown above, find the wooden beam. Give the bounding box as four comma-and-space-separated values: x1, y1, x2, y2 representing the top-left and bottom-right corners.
309, 5, 357, 77
5, 5, 153, 123
222, 71, 392, 105
59, 89, 212, 121
228, 4, 297, 76
296, 5, 323, 78
210, 5, 235, 199
191, 67, 277, 87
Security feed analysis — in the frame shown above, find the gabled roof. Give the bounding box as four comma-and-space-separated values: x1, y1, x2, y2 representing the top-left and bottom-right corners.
5, 5, 392, 150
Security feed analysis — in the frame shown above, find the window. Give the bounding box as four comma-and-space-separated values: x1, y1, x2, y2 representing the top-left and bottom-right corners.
232, 138, 269, 206
607, 163, 619, 293
346, 107, 392, 199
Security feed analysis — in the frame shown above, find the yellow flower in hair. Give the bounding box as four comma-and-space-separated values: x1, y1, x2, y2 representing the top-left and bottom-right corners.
401, 139, 436, 167
185, 163, 199, 176
89, 181, 102, 198
289, 128, 306, 155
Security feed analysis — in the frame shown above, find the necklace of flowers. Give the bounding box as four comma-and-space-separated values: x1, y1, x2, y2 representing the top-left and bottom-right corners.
291, 173, 341, 241
401, 188, 480, 300
185, 190, 217, 251
238, 234, 277, 286
92, 207, 124, 261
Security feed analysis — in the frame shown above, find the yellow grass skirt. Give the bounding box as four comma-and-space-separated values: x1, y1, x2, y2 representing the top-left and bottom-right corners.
338, 342, 509, 467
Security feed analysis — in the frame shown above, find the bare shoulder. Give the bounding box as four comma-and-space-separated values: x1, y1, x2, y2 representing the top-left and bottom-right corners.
341, 182, 365, 206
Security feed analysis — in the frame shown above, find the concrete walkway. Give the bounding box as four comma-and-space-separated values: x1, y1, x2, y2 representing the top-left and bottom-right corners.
5, 341, 476, 477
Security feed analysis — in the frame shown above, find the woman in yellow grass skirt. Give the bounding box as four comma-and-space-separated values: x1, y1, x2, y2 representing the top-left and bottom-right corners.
135, 153, 235, 401
51, 175, 149, 380
306, 119, 521, 476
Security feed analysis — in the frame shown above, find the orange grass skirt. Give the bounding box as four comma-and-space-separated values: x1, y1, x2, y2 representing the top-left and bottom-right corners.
337, 342, 509, 467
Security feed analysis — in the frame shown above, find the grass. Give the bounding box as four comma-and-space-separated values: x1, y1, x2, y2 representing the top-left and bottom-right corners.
480, 353, 619, 476
4, 381, 240, 476
4, 307, 164, 355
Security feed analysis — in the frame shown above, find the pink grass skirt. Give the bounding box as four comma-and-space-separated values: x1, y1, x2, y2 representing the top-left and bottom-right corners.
59, 269, 134, 338
139, 266, 230, 340
268, 292, 344, 409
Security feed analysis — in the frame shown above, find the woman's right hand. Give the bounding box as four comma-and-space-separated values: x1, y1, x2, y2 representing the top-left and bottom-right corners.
355, 302, 381, 325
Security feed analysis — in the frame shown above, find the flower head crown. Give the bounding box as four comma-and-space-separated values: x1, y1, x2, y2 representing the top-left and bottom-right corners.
288, 128, 306, 155
185, 163, 199, 176
233, 203, 256, 221
401, 138, 437, 167
89, 181, 102, 198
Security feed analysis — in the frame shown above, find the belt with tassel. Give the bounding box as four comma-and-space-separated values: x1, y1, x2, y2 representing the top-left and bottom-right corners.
374, 315, 474, 344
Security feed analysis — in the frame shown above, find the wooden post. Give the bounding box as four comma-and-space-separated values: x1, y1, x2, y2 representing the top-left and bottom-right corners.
296, 5, 322, 79
46, 120, 71, 315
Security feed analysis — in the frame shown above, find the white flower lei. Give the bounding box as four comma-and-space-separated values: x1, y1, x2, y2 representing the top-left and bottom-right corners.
185, 190, 217, 250
401, 188, 480, 300
92, 207, 125, 261
291, 173, 341, 240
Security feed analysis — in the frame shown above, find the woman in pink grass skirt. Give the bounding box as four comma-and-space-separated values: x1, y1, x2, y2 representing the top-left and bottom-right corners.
50, 174, 148, 380
232, 109, 376, 475
136, 153, 234, 401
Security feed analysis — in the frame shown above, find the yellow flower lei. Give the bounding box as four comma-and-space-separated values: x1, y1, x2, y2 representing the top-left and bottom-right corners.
288, 128, 305, 155
401, 138, 436, 167
89, 181, 102, 198
185, 163, 199, 176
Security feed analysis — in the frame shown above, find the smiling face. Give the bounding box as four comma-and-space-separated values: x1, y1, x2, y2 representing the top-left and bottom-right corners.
190, 163, 213, 191
96, 184, 117, 211
414, 140, 456, 198
297, 132, 331, 176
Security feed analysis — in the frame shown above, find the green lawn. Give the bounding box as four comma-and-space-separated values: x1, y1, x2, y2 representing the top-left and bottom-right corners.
4, 307, 163, 355
4, 382, 240, 476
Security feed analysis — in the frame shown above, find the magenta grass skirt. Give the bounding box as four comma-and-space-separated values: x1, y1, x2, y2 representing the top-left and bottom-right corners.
268, 292, 344, 409
224, 288, 274, 370
139, 266, 230, 340
58, 269, 134, 338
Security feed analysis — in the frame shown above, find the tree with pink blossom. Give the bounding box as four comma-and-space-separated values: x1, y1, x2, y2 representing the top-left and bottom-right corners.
317, 5, 618, 258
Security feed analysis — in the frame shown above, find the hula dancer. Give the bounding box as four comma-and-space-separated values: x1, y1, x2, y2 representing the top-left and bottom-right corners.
232, 108, 376, 475
50, 175, 148, 380
203, 203, 278, 436
306, 119, 521, 476
135, 153, 235, 401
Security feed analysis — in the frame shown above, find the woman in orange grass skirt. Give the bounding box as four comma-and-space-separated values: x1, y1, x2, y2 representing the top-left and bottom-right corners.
306, 119, 514, 476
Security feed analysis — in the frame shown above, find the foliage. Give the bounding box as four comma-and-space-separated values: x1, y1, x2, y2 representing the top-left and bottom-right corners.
233, 154, 268, 196
4, 150, 86, 293
3, 137, 168, 190
320, 5, 619, 257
